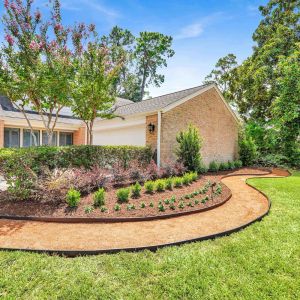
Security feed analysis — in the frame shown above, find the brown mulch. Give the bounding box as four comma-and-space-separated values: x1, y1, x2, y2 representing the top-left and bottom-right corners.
0, 168, 269, 219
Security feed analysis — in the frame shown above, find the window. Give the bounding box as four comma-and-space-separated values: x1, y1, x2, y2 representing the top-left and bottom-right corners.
23, 129, 40, 147
4, 128, 20, 148
59, 132, 73, 146
42, 131, 57, 146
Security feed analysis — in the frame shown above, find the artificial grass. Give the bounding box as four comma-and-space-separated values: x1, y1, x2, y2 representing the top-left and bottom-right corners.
0, 172, 299, 299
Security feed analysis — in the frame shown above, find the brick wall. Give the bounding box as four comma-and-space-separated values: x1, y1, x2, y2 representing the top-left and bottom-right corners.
0, 120, 4, 148
160, 88, 239, 166
145, 114, 158, 151
73, 126, 86, 145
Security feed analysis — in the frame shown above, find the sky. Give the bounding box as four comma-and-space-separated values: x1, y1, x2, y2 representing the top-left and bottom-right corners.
0, 0, 268, 97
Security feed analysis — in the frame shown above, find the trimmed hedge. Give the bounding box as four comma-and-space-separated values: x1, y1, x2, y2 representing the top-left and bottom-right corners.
0, 145, 152, 200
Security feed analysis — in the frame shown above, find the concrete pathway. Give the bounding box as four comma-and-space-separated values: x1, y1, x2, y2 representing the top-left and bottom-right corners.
0, 170, 287, 255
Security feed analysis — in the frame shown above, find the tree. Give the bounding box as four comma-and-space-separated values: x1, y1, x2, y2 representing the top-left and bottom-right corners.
71, 36, 122, 145
0, 0, 75, 145
204, 53, 237, 103
272, 45, 300, 161
134, 32, 175, 101
175, 124, 203, 171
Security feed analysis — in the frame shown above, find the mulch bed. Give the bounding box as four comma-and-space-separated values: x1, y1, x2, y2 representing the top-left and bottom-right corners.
0, 168, 269, 220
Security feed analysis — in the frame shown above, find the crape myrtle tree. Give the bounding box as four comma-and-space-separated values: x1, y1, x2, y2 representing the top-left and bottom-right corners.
71, 25, 123, 145
0, 0, 76, 145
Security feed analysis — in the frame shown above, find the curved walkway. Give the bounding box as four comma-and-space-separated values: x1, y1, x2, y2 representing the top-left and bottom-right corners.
0, 169, 289, 256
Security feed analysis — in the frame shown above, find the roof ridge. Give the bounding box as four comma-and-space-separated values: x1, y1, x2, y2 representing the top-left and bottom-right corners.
116, 83, 210, 109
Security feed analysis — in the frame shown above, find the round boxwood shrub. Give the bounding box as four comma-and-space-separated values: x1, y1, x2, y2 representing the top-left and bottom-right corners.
116, 188, 130, 203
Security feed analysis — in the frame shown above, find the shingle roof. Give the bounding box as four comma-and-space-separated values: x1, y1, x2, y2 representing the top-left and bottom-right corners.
115, 84, 211, 116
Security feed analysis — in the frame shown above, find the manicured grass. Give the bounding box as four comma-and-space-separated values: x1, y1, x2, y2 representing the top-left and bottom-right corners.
0, 172, 299, 299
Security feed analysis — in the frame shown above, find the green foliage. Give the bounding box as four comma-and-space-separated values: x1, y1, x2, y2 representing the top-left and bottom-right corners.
131, 182, 142, 198
219, 162, 229, 171
178, 201, 185, 209
149, 202, 154, 208
209, 161, 219, 172
239, 135, 258, 166
140, 202, 146, 208
234, 160, 243, 168
114, 204, 121, 211
175, 124, 203, 171
155, 179, 166, 192
0, 145, 151, 200
66, 188, 81, 208
84, 206, 94, 214
127, 204, 135, 211
116, 188, 130, 203
93, 188, 106, 207
165, 178, 173, 190
227, 161, 235, 170
144, 181, 155, 194
158, 203, 165, 212
182, 173, 192, 185
173, 177, 183, 188
100, 206, 108, 213
198, 163, 208, 174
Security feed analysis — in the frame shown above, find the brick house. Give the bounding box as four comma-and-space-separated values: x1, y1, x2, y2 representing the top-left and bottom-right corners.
0, 83, 240, 167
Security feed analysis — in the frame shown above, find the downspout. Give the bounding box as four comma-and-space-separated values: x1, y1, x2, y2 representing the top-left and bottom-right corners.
157, 110, 162, 169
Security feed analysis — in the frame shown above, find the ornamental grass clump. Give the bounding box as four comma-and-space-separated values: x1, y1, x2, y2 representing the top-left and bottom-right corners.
155, 179, 166, 192
131, 182, 142, 198
66, 188, 81, 208
144, 181, 155, 194
93, 188, 105, 207
116, 188, 130, 203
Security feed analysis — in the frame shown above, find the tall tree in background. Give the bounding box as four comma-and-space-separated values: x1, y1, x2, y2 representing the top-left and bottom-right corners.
203, 53, 237, 103
135, 32, 175, 101
102, 28, 175, 101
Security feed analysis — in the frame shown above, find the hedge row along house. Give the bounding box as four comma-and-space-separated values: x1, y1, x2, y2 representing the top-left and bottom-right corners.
0, 83, 240, 166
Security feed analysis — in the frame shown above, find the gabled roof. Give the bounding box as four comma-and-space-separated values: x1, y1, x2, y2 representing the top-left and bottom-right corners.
115, 84, 211, 116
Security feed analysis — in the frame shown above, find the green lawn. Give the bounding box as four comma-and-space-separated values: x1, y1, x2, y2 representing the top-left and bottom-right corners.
0, 172, 299, 299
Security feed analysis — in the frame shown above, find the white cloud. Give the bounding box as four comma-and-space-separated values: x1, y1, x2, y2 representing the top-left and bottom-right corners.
175, 23, 203, 40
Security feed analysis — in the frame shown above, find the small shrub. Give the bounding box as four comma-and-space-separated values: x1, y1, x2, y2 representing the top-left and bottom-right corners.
100, 206, 107, 212
215, 184, 222, 195
219, 162, 229, 171
173, 177, 183, 188
140, 202, 146, 208
93, 188, 105, 207
144, 181, 155, 194
170, 203, 176, 210
66, 188, 81, 208
165, 178, 173, 190
131, 182, 142, 198
190, 171, 198, 181
178, 201, 185, 209
194, 199, 199, 205
127, 204, 135, 211
182, 173, 192, 185
164, 198, 170, 205
158, 203, 165, 212
198, 163, 208, 174
149, 202, 154, 207
114, 204, 121, 211
116, 188, 130, 203
209, 161, 219, 172
84, 206, 94, 214
227, 161, 235, 170
187, 202, 193, 207
170, 195, 176, 203
201, 195, 209, 204
234, 160, 243, 168
155, 179, 166, 192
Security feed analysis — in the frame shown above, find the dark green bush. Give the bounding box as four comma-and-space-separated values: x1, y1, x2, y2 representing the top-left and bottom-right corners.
175, 124, 203, 171
0, 145, 152, 200
209, 161, 219, 172
239, 136, 258, 166
219, 162, 229, 171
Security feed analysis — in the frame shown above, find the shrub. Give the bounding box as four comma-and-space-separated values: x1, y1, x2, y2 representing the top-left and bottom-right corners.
144, 181, 155, 194
190, 172, 198, 181
149, 202, 154, 207
155, 179, 166, 192
209, 161, 219, 172
66, 188, 81, 208
170, 203, 176, 210
215, 184, 222, 195
158, 203, 165, 212
131, 182, 142, 198
165, 178, 173, 190
227, 161, 235, 170
93, 188, 105, 207
116, 188, 130, 203
182, 173, 191, 185
100, 206, 107, 212
127, 204, 135, 211
198, 163, 208, 174
219, 162, 229, 171
234, 160, 243, 168
84, 206, 94, 214
178, 201, 185, 209
173, 177, 183, 188
140, 202, 146, 208
239, 136, 258, 166
175, 124, 203, 171
114, 204, 121, 211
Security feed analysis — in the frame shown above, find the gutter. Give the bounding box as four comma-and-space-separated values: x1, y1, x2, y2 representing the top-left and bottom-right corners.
157, 111, 162, 169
